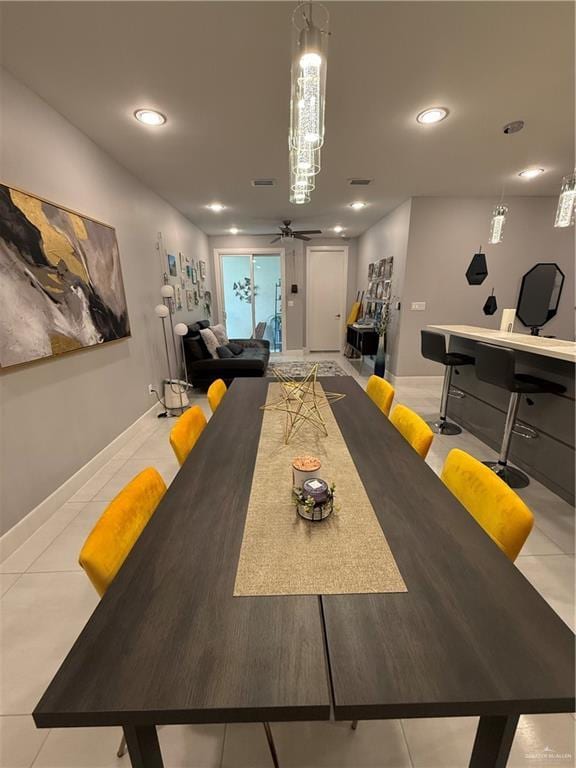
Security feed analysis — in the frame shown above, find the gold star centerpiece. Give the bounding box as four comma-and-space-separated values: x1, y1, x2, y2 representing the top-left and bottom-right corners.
262, 364, 346, 444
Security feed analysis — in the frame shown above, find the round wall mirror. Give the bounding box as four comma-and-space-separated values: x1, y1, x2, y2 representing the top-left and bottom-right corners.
516, 263, 565, 334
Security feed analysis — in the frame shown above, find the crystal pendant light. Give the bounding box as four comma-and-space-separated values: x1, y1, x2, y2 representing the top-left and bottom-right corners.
288, 2, 328, 204
489, 204, 508, 244
291, 169, 315, 194
290, 138, 321, 177
290, 188, 311, 205
554, 172, 576, 228
290, 3, 329, 151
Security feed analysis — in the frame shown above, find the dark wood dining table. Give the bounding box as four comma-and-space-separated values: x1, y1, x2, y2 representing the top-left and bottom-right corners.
33, 376, 575, 768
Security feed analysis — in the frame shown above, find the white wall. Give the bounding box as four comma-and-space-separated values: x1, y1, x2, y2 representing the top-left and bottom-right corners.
209, 235, 357, 350
356, 200, 412, 375
0, 70, 212, 535
397, 197, 575, 376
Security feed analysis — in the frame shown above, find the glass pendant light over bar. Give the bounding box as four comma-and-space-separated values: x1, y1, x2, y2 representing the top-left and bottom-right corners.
554, 172, 576, 228
289, 1, 329, 204
489, 204, 508, 244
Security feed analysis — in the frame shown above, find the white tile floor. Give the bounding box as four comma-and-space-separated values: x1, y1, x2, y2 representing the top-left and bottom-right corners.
1, 352, 574, 768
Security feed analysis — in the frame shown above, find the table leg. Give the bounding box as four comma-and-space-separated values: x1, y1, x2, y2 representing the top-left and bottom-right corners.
123, 725, 164, 768
469, 715, 519, 768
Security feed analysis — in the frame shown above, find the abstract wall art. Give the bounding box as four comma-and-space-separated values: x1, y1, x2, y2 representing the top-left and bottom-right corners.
0, 183, 131, 368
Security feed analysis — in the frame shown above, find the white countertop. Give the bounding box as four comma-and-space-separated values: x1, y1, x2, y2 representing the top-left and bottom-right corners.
428, 325, 576, 364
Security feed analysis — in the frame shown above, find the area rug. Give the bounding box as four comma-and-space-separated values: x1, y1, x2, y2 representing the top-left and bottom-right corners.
266, 360, 348, 378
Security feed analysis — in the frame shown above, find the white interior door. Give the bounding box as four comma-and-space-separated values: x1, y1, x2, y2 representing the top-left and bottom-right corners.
306, 248, 347, 351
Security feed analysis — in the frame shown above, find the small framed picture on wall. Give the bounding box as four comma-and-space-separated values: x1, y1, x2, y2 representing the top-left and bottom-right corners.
199, 260, 206, 280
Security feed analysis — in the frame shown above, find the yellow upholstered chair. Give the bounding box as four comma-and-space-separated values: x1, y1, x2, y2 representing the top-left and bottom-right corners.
390, 404, 434, 460
365, 375, 395, 416
79, 467, 167, 597
79, 467, 166, 758
207, 379, 227, 413
441, 448, 534, 561
169, 405, 207, 466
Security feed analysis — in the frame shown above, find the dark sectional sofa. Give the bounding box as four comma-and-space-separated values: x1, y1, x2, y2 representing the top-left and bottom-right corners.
183, 321, 270, 389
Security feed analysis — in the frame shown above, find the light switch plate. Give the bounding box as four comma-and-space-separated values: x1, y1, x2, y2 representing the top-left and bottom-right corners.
411, 301, 426, 311
288, 300, 295, 307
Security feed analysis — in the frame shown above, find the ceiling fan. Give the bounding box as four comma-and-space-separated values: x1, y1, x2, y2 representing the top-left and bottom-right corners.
269, 220, 322, 244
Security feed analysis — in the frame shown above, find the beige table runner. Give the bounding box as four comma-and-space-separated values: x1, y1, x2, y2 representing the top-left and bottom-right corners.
234, 382, 407, 596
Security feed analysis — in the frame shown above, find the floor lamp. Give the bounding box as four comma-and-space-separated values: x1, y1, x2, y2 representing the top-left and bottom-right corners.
174, 322, 190, 388
154, 296, 187, 415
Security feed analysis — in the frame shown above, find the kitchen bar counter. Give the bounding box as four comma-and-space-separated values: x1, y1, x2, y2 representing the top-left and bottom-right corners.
429, 325, 576, 363
428, 325, 575, 504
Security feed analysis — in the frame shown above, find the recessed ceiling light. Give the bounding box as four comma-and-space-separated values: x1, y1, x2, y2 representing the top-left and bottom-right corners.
518, 168, 545, 179
134, 108, 166, 126
207, 203, 225, 212
416, 107, 449, 125
229, 227, 239, 235
350, 201, 366, 210
333, 225, 344, 233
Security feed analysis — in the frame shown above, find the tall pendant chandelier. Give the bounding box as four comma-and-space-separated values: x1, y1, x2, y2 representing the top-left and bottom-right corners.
289, 2, 329, 205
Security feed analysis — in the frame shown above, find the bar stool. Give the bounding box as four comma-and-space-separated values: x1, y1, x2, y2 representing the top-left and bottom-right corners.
475, 342, 566, 488
421, 330, 475, 435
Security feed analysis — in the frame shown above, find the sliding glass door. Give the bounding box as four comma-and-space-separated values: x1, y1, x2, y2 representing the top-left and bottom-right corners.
219, 252, 283, 351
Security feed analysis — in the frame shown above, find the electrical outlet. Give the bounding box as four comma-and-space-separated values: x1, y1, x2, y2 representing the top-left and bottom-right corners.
148, 384, 155, 395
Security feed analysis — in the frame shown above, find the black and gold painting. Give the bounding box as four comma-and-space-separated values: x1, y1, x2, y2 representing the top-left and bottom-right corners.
0, 184, 130, 368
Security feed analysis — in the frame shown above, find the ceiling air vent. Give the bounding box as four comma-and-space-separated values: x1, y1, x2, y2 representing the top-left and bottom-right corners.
348, 178, 373, 186
251, 178, 276, 187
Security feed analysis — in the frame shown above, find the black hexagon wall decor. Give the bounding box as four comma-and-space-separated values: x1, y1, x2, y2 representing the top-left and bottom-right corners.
466, 250, 488, 285
483, 289, 497, 315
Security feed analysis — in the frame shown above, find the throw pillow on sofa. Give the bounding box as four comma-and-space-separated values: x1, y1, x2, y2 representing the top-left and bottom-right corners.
210, 324, 229, 346
199, 327, 220, 359
226, 342, 243, 355
216, 345, 234, 359
185, 336, 211, 361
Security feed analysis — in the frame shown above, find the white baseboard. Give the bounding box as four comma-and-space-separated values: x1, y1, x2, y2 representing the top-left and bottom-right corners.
0, 402, 162, 563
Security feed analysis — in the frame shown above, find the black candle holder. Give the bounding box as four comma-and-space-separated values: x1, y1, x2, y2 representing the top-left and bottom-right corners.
292, 478, 335, 522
